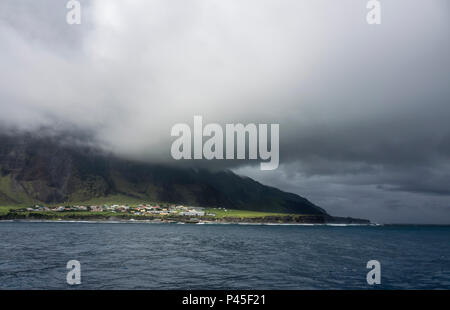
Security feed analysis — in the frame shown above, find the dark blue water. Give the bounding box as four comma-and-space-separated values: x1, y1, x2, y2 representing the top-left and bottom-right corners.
0, 222, 449, 289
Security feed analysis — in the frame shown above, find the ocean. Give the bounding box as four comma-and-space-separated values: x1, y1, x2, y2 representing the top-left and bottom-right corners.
0, 222, 449, 289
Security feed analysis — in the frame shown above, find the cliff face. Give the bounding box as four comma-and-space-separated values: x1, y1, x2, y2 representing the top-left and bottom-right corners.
0, 132, 327, 215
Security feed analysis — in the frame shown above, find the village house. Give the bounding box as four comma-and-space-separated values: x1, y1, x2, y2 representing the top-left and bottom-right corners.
89, 205, 103, 212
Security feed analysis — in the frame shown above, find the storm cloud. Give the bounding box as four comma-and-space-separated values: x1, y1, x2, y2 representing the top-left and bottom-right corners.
0, 0, 449, 223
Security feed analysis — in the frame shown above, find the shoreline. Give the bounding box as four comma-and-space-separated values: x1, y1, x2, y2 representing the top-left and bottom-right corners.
0, 218, 381, 227
4, 219, 449, 226
0, 215, 371, 225
0, 218, 377, 226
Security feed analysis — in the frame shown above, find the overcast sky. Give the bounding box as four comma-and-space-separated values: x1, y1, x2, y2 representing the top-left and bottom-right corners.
1, 0, 449, 223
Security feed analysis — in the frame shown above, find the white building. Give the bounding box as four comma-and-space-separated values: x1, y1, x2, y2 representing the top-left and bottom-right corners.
180, 210, 205, 216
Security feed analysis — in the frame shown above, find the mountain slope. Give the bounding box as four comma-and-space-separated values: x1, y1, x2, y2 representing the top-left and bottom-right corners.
0, 132, 326, 215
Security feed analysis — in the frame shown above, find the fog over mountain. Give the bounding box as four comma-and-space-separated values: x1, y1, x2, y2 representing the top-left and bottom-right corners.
0, 0, 449, 223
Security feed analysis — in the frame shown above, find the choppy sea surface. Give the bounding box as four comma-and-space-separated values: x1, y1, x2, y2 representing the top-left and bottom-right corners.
0, 221, 449, 289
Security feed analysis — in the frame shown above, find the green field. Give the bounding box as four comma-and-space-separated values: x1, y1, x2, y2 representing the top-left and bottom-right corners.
0, 206, 24, 216
204, 208, 295, 218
